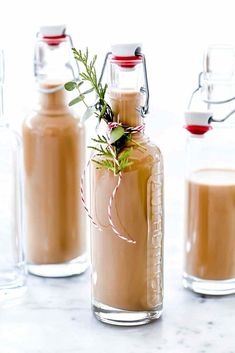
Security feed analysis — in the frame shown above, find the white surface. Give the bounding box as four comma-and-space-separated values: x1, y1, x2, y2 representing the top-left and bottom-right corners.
0, 214, 234, 353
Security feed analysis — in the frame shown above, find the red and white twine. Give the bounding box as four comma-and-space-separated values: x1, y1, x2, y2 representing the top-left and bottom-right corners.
106, 145, 136, 244
80, 123, 144, 244
80, 159, 103, 232
108, 122, 145, 134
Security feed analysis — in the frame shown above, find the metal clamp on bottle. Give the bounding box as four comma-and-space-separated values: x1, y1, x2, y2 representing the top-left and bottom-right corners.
34, 25, 80, 94
99, 43, 150, 118
186, 45, 235, 127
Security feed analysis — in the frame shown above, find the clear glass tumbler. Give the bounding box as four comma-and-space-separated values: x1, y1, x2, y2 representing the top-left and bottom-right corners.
0, 50, 26, 300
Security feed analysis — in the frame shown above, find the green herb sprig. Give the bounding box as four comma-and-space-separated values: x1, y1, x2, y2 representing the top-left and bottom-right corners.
65, 48, 113, 124
87, 134, 133, 175
65, 48, 143, 175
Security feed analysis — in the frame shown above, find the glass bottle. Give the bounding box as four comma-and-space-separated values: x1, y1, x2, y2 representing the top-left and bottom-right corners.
183, 46, 235, 295
0, 50, 26, 299
90, 44, 164, 325
23, 25, 87, 277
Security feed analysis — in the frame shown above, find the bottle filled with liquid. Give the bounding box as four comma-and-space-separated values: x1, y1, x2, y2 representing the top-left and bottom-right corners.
184, 46, 235, 295
90, 44, 164, 325
23, 25, 87, 277
0, 50, 26, 299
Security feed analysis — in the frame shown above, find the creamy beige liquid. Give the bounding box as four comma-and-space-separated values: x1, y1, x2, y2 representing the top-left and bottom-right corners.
23, 83, 86, 264
185, 168, 235, 280
91, 90, 163, 311
109, 89, 143, 126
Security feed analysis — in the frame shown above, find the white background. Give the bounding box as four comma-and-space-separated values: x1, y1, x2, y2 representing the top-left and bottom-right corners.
1, 0, 235, 127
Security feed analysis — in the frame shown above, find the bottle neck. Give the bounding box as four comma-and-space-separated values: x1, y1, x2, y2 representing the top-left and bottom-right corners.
37, 83, 70, 116
109, 89, 143, 127
34, 36, 77, 116
108, 57, 145, 127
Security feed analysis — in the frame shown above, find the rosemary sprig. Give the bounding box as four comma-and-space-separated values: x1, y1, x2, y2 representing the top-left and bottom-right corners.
72, 48, 106, 98
64, 48, 113, 123
65, 48, 143, 174
89, 135, 134, 175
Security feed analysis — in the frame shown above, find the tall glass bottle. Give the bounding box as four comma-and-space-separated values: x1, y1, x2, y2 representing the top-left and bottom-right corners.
0, 50, 26, 298
91, 44, 164, 325
23, 25, 87, 277
183, 46, 235, 295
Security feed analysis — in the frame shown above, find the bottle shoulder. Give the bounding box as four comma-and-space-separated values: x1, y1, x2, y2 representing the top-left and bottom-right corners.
129, 135, 163, 162
23, 111, 84, 136
92, 135, 163, 175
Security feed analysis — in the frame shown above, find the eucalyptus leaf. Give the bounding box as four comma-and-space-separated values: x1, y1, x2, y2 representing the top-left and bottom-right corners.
82, 106, 96, 121
110, 126, 125, 144
82, 87, 95, 95
68, 95, 85, 106
64, 81, 77, 91
66, 48, 135, 175
77, 81, 84, 88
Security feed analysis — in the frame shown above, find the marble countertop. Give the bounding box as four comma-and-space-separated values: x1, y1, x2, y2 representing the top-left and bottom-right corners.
1, 218, 234, 353
0, 124, 234, 353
